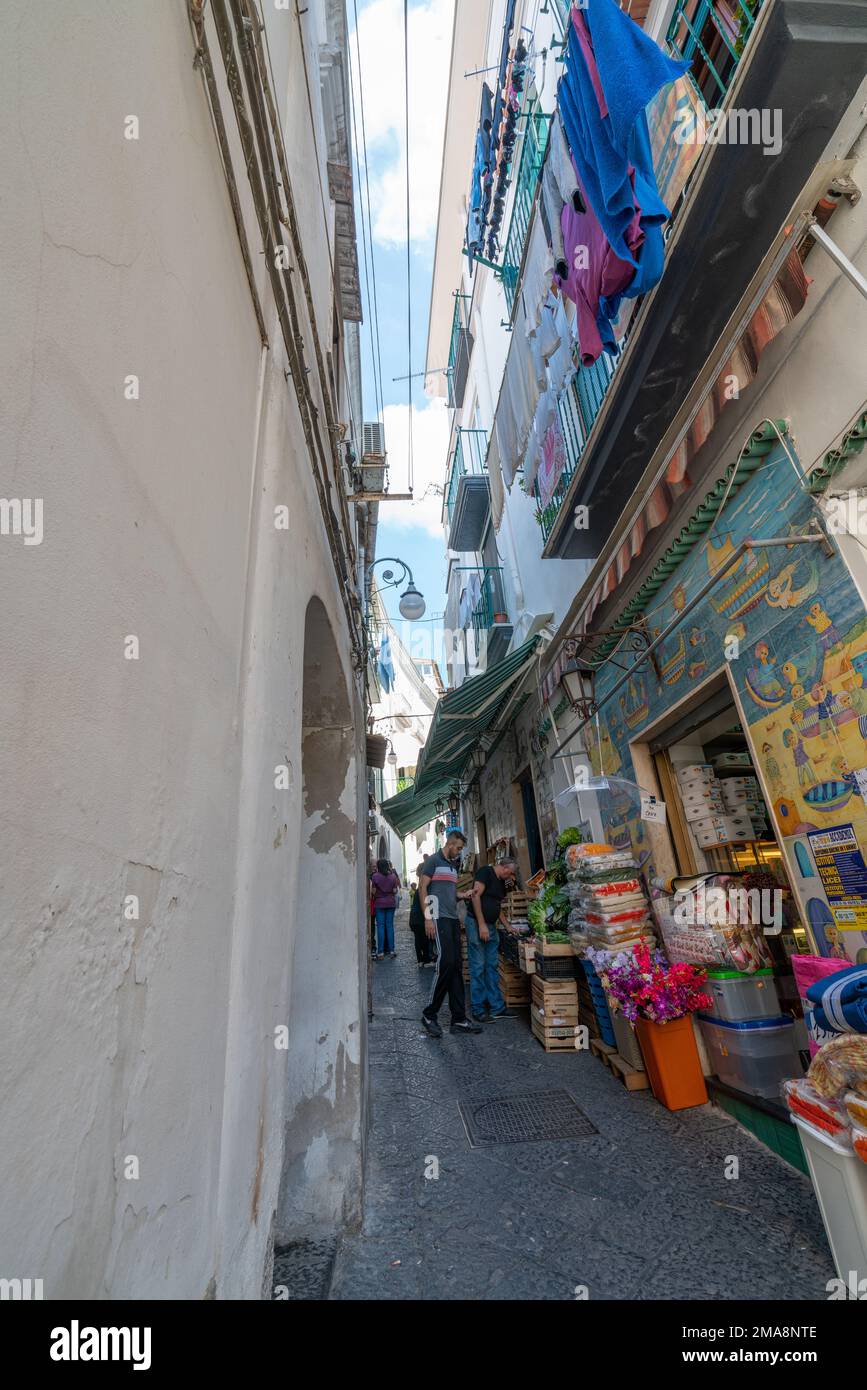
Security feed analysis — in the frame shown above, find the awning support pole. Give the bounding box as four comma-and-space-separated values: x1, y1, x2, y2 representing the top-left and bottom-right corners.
807, 218, 867, 302
550, 524, 833, 760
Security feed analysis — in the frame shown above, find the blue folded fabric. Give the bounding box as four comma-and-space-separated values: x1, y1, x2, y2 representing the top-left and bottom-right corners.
557, 0, 688, 273
807, 965, 867, 1034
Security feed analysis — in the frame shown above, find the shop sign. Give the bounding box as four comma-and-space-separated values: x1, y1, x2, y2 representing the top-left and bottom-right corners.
807, 823, 867, 931
641, 794, 667, 825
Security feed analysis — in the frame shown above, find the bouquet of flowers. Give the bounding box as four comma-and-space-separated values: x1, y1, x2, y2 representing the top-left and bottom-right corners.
587, 945, 711, 1024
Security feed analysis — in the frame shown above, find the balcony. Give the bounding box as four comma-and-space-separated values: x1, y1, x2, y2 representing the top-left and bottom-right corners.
541, 0, 867, 559
470, 566, 513, 667
501, 101, 551, 313
667, 0, 765, 108
447, 293, 474, 409
445, 428, 490, 552
533, 356, 617, 543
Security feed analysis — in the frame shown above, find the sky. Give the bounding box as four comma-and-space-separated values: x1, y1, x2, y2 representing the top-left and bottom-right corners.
349, 0, 456, 673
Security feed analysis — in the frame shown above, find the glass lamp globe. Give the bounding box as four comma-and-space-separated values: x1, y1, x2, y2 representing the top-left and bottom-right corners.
398, 583, 426, 621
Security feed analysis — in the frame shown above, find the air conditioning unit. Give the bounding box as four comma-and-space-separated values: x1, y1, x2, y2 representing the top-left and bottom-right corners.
363, 421, 385, 455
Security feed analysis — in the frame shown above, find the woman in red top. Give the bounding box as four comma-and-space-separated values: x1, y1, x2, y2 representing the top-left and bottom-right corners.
370, 859, 401, 960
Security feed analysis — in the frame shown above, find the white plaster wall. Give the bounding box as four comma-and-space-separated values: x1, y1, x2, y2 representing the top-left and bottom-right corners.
0, 0, 366, 1300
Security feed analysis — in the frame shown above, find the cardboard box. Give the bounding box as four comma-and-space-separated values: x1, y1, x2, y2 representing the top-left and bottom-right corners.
675, 763, 715, 785
683, 794, 726, 822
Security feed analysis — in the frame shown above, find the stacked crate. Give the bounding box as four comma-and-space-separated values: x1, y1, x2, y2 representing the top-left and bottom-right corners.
531, 975, 580, 1052
498, 958, 531, 1007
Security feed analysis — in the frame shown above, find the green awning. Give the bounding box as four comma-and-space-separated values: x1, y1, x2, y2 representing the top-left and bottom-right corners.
379, 636, 541, 838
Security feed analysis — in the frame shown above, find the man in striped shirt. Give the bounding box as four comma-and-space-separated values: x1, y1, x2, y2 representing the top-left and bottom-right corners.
419, 830, 483, 1038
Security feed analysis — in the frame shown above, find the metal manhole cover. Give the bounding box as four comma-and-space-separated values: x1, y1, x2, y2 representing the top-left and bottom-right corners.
458, 1090, 598, 1147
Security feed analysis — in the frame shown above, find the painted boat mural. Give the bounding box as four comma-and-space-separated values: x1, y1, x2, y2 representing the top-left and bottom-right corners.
582, 439, 867, 964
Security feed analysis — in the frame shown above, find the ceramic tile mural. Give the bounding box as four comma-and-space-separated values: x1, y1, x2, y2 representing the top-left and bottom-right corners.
584, 441, 867, 961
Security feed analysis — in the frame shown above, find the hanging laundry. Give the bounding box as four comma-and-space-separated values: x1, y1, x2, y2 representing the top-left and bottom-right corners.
541, 159, 568, 280
524, 387, 558, 493
467, 82, 495, 257
487, 427, 506, 530
545, 292, 576, 394
558, 159, 642, 364
548, 111, 585, 213
503, 303, 542, 466
529, 326, 547, 393
377, 634, 395, 694
537, 410, 569, 510
520, 213, 554, 334
538, 292, 562, 366
494, 372, 519, 487
557, 0, 687, 276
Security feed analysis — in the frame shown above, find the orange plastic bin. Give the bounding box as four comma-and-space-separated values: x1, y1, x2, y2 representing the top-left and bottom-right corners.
635, 1015, 708, 1111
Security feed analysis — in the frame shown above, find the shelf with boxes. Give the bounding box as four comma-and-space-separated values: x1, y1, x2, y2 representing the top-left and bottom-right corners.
675, 762, 768, 849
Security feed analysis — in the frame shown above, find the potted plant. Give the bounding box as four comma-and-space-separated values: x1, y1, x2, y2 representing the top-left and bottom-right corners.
588, 946, 711, 1110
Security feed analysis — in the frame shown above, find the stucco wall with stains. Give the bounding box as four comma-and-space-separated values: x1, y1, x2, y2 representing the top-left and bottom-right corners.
0, 1, 367, 1299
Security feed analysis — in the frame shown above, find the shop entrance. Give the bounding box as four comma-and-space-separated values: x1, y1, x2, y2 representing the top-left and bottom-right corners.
516, 768, 544, 876
634, 674, 812, 1005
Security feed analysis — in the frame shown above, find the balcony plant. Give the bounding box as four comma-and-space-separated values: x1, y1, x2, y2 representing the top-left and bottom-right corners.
588, 946, 711, 1110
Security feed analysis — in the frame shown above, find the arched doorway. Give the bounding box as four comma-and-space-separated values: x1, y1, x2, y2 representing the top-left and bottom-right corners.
278, 597, 364, 1228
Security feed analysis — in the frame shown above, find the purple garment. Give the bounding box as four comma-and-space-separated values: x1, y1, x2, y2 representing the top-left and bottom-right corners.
557, 159, 642, 364
371, 872, 399, 910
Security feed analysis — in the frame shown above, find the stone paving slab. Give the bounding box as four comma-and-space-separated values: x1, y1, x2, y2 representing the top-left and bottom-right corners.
329, 913, 835, 1301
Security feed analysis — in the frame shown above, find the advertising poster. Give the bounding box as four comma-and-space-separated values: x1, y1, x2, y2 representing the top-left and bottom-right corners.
807, 823, 867, 931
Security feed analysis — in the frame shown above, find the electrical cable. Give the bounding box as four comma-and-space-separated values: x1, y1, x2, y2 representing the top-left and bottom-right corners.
403, 0, 414, 493
346, 16, 384, 426
351, 0, 387, 430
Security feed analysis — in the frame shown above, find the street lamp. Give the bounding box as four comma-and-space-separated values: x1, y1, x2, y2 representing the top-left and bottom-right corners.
366, 556, 426, 621
447, 789, 461, 817
434, 797, 446, 816
560, 660, 597, 719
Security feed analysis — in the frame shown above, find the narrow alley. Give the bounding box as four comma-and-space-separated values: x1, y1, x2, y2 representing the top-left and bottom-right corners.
325, 911, 835, 1302
5, 0, 867, 1341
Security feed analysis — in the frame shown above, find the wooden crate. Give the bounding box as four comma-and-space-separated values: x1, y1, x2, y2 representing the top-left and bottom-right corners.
532, 976, 578, 1001
589, 1036, 649, 1091
498, 959, 530, 1006
531, 1016, 582, 1052
534, 938, 574, 958
517, 938, 537, 974
502, 892, 536, 925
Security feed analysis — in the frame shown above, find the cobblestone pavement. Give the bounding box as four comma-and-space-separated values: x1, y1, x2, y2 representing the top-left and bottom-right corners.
329, 911, 835, 1301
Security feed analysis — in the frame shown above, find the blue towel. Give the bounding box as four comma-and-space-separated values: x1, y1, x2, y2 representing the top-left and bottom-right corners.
558, 0, 688, 273
377, 635, 395, 694
807, 965, 867, 1034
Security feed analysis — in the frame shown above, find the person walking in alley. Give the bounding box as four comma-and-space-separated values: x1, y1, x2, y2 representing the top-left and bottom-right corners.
467, 858, 518, 1021
371, 859, 401, 960
419, 829, 483, 1037
409, 861, 435, 967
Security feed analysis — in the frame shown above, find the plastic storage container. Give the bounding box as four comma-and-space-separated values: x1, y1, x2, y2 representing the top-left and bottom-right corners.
703, 968, 780, 1023
793, 1117, 867, 1284
697, 1014, 801, 1097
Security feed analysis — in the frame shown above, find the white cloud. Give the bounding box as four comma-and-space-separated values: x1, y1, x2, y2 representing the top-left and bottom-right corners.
351, 0, 455, 248
380, 396, 449, 536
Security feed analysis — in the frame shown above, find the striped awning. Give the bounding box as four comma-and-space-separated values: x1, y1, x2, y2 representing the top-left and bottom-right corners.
380, 637, 541, 837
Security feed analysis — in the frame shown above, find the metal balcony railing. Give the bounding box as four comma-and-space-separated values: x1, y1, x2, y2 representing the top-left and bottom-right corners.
501, 100, 552, 313
470, 567, 507, 639
533, 355, 616, 542
666, 0, 766, 108
445, 428, 489, 524
396, 773, 415, 793
447, 293, 473, 409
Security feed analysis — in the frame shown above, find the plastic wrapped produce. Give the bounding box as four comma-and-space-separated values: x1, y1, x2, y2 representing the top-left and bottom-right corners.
807, 1034, 867, 1099
782, 1079, 849, 1137
844, 1092, 867, 1128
